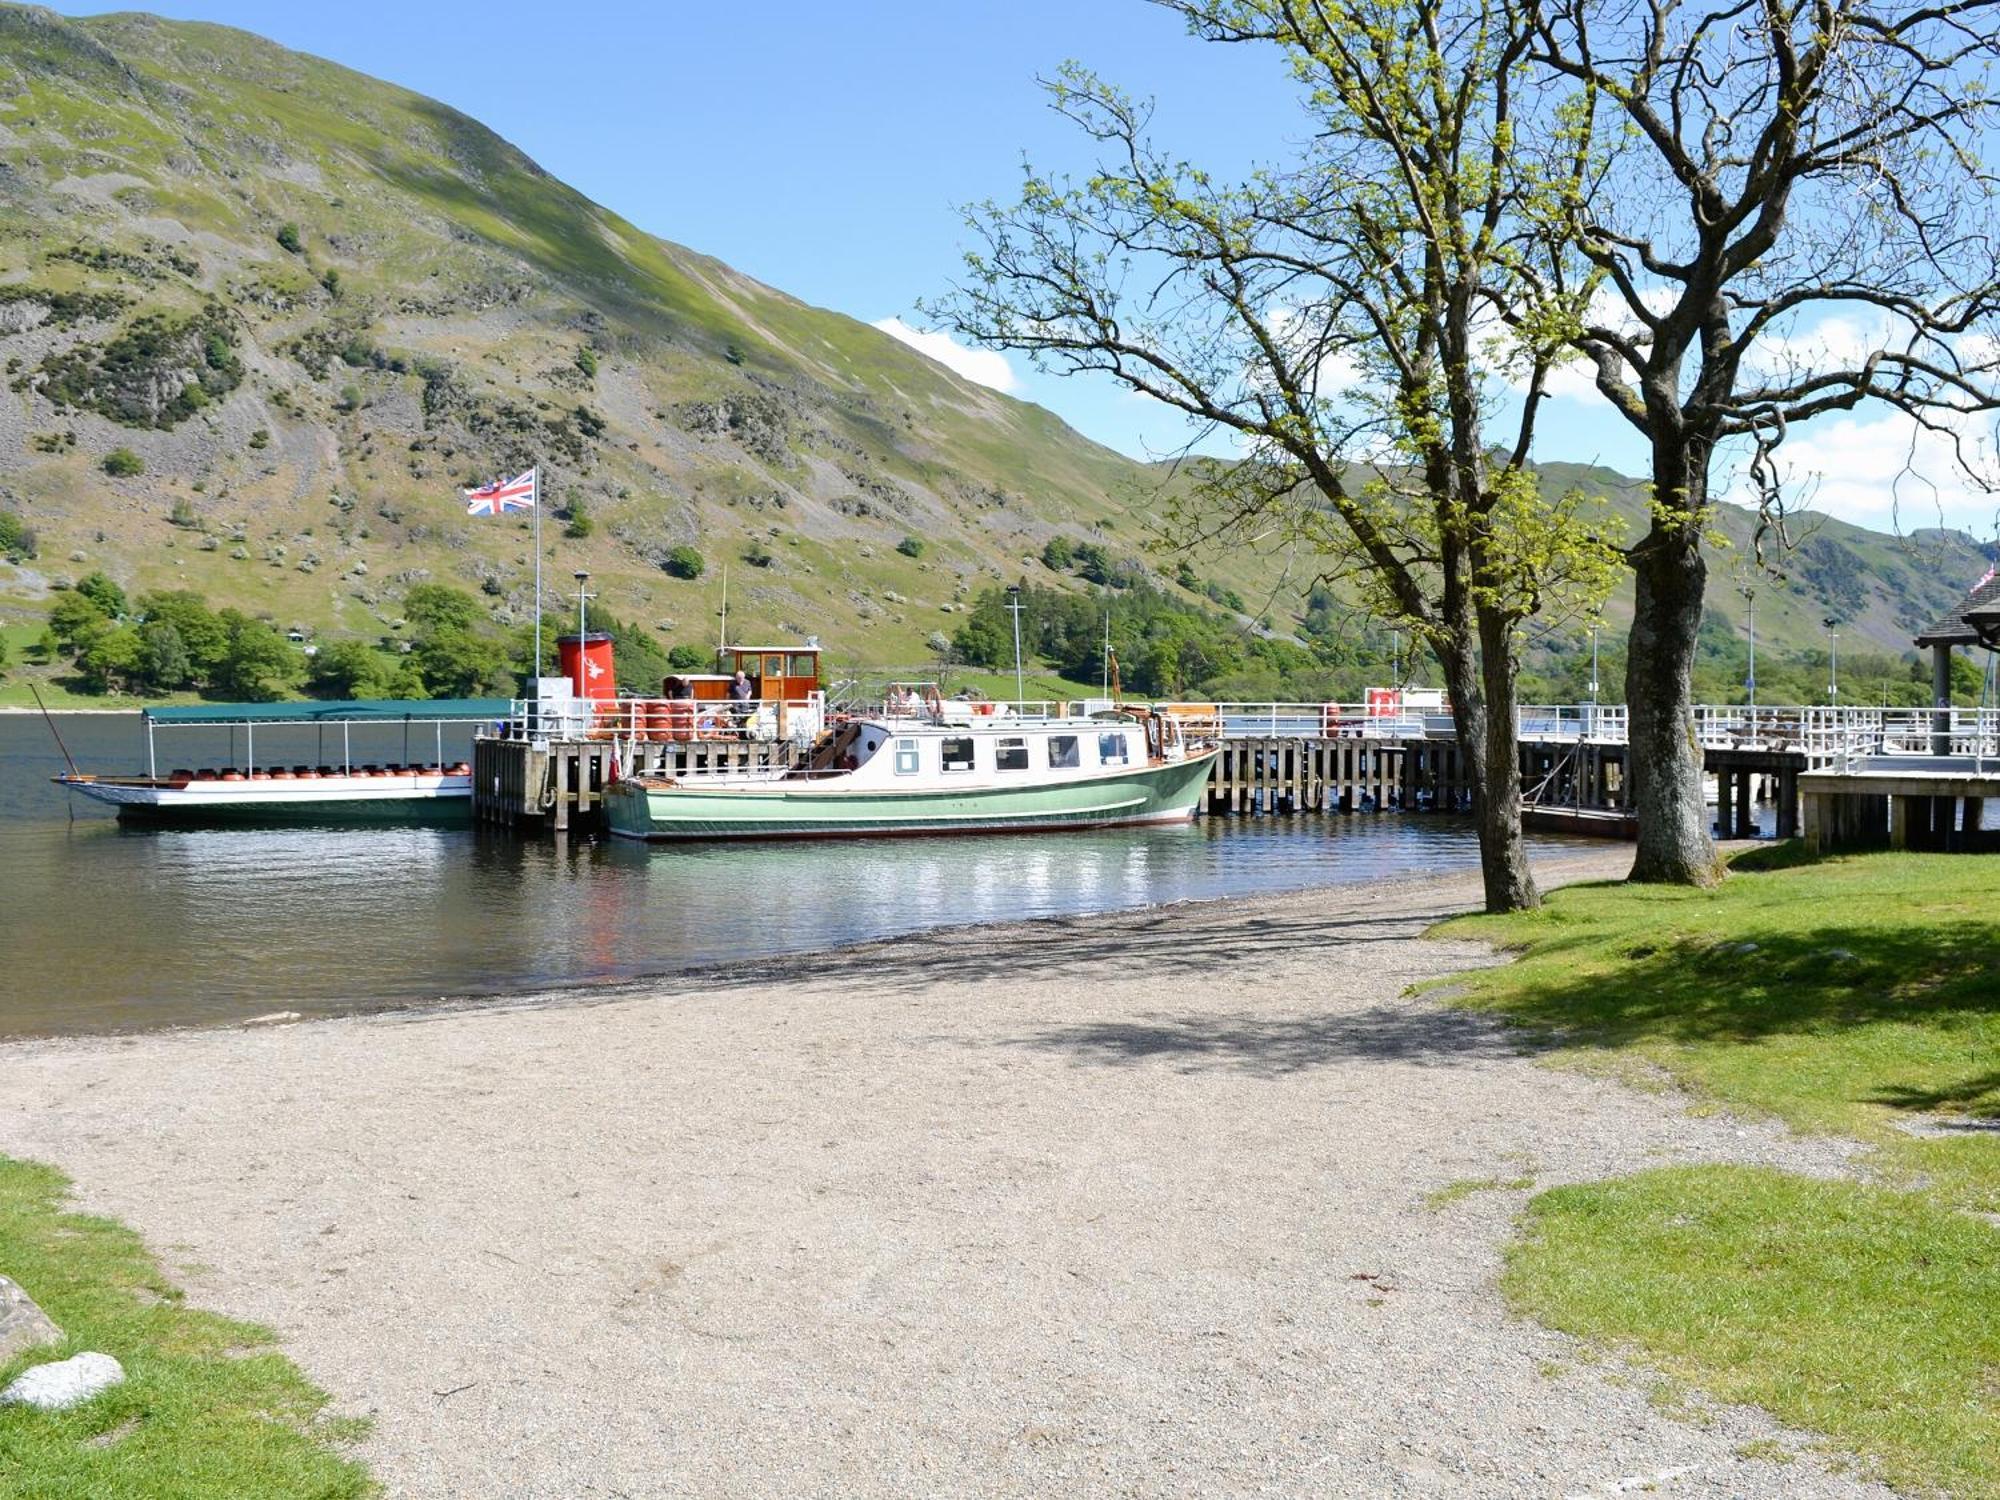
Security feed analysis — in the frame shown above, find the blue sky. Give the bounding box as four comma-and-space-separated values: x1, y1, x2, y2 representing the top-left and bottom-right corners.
50, 2, 2000, 536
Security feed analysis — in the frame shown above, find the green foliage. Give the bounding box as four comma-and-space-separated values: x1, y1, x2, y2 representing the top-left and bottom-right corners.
136, 590, 229, 681
666, 643, 712, 671
563, 499, 593, 539
1039, 535, 1073, 570
896, 535, 925, 558
169, 496, 201, 530
0, 509, 38, 561
319, 267, 341, 297
663, 545, 704, 580
0, 1155, 374, 1498
41, 307, 243, 429
308, 638, 405, 699
248, 427, 270, 450
335, 384, 361, 413
275, 221, 302, 254
212, 611, 305, 700
742, 539, 774, 568
401, 583, 485, 635
74, 570, 127, 618
411, 627, 506, 696
573, 345, 597, 379
74, 622, 142, 692
137, 619, 191, 691
101, 446, 143, 477
47, 590, 109, 653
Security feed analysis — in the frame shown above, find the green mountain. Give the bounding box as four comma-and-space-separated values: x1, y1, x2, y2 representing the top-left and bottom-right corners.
0, 3, 1990, 692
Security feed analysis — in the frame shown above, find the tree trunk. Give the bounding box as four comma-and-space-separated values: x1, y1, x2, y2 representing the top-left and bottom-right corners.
1626, 438, 1723, 885
1475, 606, 1538, 911
1433, 629, 1536, 913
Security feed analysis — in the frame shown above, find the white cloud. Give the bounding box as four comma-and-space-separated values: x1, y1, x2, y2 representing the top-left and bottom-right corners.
871, 318, 1020, 393
1719, 406, 2000, 535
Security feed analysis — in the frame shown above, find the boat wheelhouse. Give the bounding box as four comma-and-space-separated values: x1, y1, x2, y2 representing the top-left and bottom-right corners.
53, 699, 505, 824
604, 703, 1219, 841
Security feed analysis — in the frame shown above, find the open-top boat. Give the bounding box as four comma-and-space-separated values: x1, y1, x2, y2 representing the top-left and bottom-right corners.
52, 698, 504, 825
604, 700, 1218, 841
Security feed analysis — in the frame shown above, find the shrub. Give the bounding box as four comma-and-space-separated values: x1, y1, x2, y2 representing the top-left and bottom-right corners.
664, 545, 704, 580
320, 268, 341, 297
666, 644, 711, 670
169, 497, 201, 530
75, 571, 128, 617
0, 509, 37, 560
102, 447, 144, 477
248, 427, 271, 450
563, 500, 593, 539
335, 385, 361, 413
743, 540, 774, 568
574, 346, 598, 379
896, 535, 925, 558
276, 222, 303, 255
1041, 535, 1074, 570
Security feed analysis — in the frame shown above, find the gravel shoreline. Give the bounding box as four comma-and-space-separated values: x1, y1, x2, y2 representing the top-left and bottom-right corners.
0, 848, 1893, 1498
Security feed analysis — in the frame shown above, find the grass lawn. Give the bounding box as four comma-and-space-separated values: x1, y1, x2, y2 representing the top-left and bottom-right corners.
0, 1156, 374, 1499
1434, 848, 2000, 1496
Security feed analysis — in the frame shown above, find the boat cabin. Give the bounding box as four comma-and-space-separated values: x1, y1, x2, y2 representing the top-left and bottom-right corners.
666, 645, 822, 703
791, 714, 1185, 782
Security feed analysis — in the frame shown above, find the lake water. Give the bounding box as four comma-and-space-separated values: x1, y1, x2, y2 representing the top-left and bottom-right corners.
0, 711, 1613, 1037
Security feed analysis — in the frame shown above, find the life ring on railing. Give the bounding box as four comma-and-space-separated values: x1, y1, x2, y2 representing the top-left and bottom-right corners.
972, 700, 1000, 717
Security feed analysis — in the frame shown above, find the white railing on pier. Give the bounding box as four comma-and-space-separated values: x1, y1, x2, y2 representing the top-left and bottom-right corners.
497, 695, 827, 746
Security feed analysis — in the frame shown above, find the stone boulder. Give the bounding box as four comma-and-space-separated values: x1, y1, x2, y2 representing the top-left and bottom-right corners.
1, 1352, 125, 1411
0, 1275, 62, 1365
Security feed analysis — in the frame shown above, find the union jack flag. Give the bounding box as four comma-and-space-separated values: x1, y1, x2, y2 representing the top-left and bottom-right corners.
463, 468, 537, 515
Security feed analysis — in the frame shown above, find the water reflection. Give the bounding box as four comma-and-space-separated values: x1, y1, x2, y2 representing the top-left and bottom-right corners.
2, 713, 1585, 1037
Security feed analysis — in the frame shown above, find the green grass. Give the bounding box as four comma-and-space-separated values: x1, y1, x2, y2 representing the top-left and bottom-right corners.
0, 1156, 375, 1498
1434, 849, 2000, 1494
1436, 847, 2000, 1210
1505, 1166, 2000, 1499
1422, 1175, 1536, 1210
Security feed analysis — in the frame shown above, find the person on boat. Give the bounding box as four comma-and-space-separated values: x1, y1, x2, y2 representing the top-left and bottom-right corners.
728, 669, 756, 740
664, 675, 693, 701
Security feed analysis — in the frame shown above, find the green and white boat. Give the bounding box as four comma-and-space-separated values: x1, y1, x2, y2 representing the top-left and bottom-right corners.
605, 705, 1218, 841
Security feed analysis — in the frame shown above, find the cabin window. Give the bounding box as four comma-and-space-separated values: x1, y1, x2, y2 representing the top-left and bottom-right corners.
762, 654, 786, 680
996, 737, 1029, 772
788, 654, 817, 677
1098, 732, 1130, 765
1047, 735, 1080, 769
941, 737, 976, 772
894, 739, 920, 776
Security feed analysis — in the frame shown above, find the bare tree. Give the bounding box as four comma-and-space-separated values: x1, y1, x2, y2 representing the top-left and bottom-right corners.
926, 0, 1619, 912
1518, 0, 2000, 883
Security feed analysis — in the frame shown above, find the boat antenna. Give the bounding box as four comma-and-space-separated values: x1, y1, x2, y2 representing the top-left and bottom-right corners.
30, 683, 79, 778
717, 562, 729, 658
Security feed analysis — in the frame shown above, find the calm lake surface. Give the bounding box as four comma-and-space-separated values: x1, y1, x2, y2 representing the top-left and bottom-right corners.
0, 710, 1614, 1038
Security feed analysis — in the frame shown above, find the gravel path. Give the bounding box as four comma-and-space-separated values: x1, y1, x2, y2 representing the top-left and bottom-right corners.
0, 849, 1894, 1498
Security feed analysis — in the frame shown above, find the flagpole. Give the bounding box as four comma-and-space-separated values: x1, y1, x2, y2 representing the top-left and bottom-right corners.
532, 466, 543, 686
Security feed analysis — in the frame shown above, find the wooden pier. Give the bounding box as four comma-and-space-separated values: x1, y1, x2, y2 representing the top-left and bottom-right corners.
472, 737, 783, 833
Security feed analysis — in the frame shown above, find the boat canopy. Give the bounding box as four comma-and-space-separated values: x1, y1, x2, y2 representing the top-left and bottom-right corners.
143, 698, 510, 726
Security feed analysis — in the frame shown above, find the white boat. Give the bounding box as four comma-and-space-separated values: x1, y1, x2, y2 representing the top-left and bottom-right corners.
57, 765, 474, 823
606, 703, 1219, 841
50, 698, 501, 825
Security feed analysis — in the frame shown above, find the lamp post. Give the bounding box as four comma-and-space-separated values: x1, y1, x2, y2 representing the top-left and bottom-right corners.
1823, 615, 1840, 704
1740, 584, 1758, 711
1005, 584, 1025, 708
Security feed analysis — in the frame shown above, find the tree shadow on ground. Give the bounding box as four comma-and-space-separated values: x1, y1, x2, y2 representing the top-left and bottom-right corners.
981, 1001, 1521, 1078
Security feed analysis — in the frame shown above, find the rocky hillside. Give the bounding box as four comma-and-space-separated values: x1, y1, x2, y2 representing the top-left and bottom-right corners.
0, 3, 1989, 679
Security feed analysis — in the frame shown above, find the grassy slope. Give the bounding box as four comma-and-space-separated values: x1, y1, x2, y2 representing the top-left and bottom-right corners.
0, 4, 1987, 689
0, 1155, 374, 1498
1433, 851, 2000, 1496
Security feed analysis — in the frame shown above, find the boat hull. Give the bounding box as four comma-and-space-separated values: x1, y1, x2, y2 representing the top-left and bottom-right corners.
59, 775, 473, 826
605, 752, 1218, 841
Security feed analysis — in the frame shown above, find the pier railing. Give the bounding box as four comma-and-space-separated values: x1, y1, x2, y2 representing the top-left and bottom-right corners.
497, 695, 827, 745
